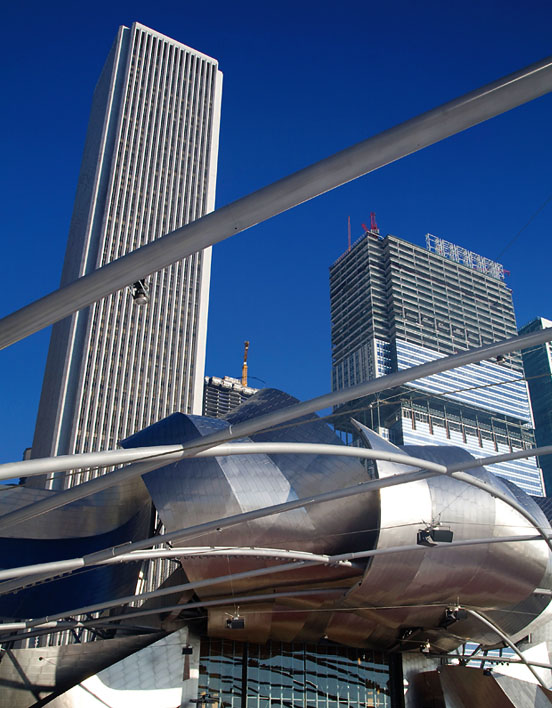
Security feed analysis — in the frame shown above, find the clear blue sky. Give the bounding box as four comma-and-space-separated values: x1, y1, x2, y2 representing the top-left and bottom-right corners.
1, 0, 551, 465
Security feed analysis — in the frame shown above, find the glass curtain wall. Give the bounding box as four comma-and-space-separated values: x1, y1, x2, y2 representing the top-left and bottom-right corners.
198, 639, 390, 708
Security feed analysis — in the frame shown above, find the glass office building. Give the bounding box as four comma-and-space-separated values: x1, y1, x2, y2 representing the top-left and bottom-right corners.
330, 230, 544, 496
519, 317, 552, 493
198, 639, 391, 708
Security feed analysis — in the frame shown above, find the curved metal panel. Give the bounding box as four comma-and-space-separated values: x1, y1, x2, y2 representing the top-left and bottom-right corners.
0, 478, 152, 619
344, 429, 552, 647
0, 632, 163, 707
121, 396, 380, 555
2, 389, 551, 655
0, 476, 150, 538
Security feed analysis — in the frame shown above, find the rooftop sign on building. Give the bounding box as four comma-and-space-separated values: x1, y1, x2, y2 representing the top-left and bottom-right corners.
425, 233, 505, 280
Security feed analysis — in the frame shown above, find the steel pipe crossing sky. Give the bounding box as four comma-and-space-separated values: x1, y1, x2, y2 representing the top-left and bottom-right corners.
0, 446, 454, 595
1, 328, 551, 530
0, 443, 449, 481
0, 441, 550, 539
3, 437, 552, 485
167, 329, 552, 453
1, 56, 552, 348
0, 444, 449, 533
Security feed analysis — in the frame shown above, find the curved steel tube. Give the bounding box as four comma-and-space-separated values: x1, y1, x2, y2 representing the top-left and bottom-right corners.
0, 545, 349, 583
442, 468, 552, 553
0, 443, 447, 482
0, 445, 185, 480
4, 441, 552, 482
0, 445, 447, 533
0, 533, 544, 587
0, 586, 352, 641
465, 608, 550, 690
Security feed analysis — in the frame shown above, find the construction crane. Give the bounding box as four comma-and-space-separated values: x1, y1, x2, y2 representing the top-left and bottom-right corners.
361, 212, 380, 237
241, 341, 250, 387
370, 211, 379, 234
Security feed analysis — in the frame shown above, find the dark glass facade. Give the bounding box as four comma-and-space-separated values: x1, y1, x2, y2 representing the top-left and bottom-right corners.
198, 639, 390, 708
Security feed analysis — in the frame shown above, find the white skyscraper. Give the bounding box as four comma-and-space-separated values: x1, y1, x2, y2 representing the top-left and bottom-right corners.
30, 23, 222, 488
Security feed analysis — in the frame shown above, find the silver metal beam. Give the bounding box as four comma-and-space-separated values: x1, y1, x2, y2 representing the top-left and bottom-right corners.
4, 438, 552, 483
0, 545, 349, 583
0, 445, 184, 480
174, 329, 552, 452
465, 608, 550, 690
2, 441, 551, 544
447, 445, 552, 473
0, 447, 449, 595
460, 654, 552, 671
0, 445, 446, 532
1, 326, 551, 529
0, 457, 170, 532
0, 442, 447, 482
11, 559, 320, 629
3, 449, 552, 598
0, 533, 542, 583
0, 587, 351, 641
2, 56, 552, 349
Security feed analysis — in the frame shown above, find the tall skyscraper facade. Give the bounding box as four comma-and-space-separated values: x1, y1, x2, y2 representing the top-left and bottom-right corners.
330, 230, 544, 496
30, 23, 222, 489
520, 317, 552, 493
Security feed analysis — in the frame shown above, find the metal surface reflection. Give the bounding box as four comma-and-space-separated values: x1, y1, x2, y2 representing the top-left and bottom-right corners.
0, 477, 151, 618
119, 390, 552, 651
0, 387, 551, 701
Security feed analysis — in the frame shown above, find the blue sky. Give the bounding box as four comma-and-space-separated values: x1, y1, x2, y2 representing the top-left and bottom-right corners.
1, 0, 551, 465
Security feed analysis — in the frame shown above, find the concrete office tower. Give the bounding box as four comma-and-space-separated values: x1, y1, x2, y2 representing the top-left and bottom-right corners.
30, 23, 222, 489
519, 317, 552, 493
330, 231, 544, 496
